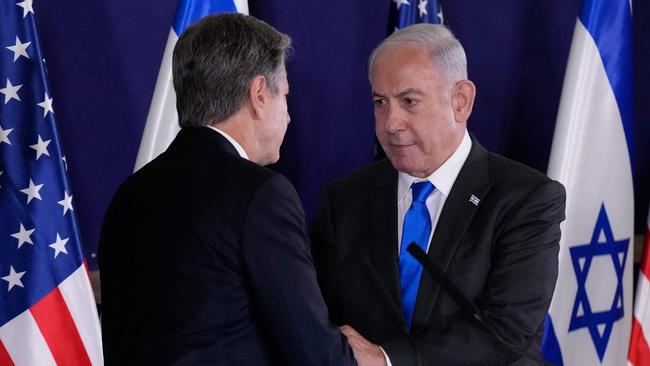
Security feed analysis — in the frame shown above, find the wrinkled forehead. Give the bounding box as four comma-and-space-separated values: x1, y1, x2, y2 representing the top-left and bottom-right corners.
371, 45, 439, 76
370, 46, 445, 90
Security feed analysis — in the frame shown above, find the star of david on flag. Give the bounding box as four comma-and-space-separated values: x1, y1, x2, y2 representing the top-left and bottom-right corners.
541, 0, 634, 364
568, 204, 629, 361
0, 1, 102, 364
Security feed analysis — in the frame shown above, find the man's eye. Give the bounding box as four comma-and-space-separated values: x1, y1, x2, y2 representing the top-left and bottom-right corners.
404, 98, 419, 106
373, 99, 387, 107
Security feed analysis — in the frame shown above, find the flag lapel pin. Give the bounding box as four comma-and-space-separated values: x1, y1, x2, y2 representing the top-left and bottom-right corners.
469, 195, 480, 206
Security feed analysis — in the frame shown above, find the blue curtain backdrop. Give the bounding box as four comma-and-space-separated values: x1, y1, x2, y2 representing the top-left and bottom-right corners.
32, 1, 649, 270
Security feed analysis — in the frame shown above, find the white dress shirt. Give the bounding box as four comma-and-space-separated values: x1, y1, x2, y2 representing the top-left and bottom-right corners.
206, 125, 249, 160
381, 130, 471, 366
396, 130, 472, 254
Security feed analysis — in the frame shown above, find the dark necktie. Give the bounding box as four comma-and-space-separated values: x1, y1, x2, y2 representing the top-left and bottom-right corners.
399, 181, 435, 331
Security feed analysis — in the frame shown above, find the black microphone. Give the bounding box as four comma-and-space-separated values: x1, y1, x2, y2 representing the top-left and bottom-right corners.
406, 243, 555, 366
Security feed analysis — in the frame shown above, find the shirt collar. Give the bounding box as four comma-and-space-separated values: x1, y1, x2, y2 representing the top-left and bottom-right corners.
397, 129, 472, 201
206, 125, 249, 160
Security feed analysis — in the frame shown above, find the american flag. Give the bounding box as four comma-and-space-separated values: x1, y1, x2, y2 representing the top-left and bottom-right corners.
629, 207, 650, 365
0, 1, 102, 365
392, 0, 442, 29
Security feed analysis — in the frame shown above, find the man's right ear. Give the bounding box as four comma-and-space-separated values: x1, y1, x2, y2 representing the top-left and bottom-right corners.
248, 75, 268, 120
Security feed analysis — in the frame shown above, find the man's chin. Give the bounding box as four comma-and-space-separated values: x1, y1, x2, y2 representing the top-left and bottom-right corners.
388, 158, 414, 173
388, 158, 429, 177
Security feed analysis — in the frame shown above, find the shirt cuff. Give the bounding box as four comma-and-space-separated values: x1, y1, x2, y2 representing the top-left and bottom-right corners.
379, 346, 393, 366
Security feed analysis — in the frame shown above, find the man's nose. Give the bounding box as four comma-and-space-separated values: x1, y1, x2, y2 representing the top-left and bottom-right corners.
384, 105, 406, 133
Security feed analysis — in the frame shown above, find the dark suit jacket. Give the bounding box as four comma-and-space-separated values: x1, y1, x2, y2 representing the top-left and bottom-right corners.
311, 137, 566, 365
99, 127, 356, 366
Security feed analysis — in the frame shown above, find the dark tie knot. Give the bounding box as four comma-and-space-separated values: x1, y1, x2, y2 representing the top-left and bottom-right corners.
411, 181, 435, 203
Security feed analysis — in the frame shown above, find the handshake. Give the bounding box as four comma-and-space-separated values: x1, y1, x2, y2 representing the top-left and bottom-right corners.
340, 325, 388, 366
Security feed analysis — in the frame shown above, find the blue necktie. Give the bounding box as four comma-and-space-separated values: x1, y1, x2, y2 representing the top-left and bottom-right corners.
399, 181, 435, 331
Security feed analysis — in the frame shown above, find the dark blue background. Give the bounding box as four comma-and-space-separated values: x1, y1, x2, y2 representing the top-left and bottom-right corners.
32, 1, 649, 270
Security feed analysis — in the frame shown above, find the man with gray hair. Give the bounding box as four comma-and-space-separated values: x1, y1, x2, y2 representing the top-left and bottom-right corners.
99, 13, 356, 365
311, 23, 566, 365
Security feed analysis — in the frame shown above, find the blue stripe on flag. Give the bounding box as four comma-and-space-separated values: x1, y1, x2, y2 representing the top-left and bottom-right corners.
172, 0, 238, 35
578, 0, 633, 159
541, 314, 564, 366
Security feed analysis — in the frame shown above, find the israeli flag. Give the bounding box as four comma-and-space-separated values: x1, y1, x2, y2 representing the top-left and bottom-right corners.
134, 0, 248, 171
541, 0, 633, 365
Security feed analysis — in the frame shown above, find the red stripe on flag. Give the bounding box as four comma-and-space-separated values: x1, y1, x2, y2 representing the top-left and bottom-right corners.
0, 340, 15, 366
30, 287, 92, 366
629, 317, 650, 365
642, 229, 650, 278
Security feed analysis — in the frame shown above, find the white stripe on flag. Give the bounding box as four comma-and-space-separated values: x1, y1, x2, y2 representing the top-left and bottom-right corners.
0, 310, 56, 366
633, 273, 650, 344
233, 0, 249, 14
134, 29, 180, 172
59, 265, 103, 366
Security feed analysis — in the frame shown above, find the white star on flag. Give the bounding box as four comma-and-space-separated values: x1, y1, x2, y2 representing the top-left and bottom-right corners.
16, 0, 34, 18
5, 36, 31, 62
418, 0, 428, 17
0, 79, 22, 104
49, 233, 69, 258
29, 135, 51, 160
58, 191, 74, 215
437, 6, 444, 23
20, 179, 43, 204
10, 223, 35, 249
2, 266, 26, 292
37, 93, 54, 117
62, 156, 68, 171
393, 0, 410, 9
0, 125, 13, 145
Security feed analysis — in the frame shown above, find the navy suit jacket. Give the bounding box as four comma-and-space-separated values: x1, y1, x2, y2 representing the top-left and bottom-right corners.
311, 137, 566, 365
99, 127, 356, 365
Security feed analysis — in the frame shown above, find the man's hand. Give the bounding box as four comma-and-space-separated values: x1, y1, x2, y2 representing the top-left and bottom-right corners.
340, 325, 387, 366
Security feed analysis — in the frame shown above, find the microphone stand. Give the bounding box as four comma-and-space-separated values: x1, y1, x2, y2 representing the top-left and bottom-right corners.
406, 243, 556, 366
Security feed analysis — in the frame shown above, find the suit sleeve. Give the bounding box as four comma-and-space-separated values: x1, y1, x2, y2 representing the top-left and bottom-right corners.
240, 174, 357, 366
383, 180, 566, 365
310, 184, 344, 324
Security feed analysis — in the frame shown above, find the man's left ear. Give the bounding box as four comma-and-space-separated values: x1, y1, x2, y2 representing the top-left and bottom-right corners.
249, 75, 269, 120
452, 80, 476, 123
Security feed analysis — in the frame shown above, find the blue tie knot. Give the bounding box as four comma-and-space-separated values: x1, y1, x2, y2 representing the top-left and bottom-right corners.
411, 181, 434, 203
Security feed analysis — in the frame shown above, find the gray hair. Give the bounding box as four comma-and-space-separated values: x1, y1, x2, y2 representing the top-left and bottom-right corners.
368, 24, 467, 88
172, 13, 292, 128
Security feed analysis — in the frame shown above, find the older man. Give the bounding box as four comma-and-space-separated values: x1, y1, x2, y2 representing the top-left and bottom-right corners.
312, 24, 566, 365
99, 13, 356, 365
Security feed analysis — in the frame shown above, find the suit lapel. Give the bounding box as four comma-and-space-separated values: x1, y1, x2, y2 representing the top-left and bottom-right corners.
366, 162, 405, 325
411, 138, 493, 333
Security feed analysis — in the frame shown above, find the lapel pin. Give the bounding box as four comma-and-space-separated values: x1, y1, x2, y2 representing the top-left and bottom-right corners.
469, 195, 480, 206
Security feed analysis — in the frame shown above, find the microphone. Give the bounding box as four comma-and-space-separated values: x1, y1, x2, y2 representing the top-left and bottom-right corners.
406, 243, 555, 366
